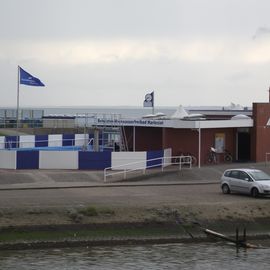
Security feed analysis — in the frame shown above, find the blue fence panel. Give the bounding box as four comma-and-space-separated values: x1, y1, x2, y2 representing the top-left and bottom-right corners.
147, 150, 164, 168
5, 136, 18, 149
16, 150, 39, 169
35, 135, 48, 147
63, 134, 75, 146
79, 151, 111, 170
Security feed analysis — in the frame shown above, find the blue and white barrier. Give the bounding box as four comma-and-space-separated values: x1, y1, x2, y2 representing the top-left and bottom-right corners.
0, 149, 171, 170
0, 133, 94, 150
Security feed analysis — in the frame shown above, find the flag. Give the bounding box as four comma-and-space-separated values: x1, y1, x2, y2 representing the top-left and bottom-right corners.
143, 91, 154, 107
19, 66, 45, 87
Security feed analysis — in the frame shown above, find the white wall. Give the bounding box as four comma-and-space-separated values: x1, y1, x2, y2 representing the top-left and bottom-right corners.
19, 135, 35, 148
163, 148, 172, 166
111, 152, 146, 170
0, 151, 16, 169
75, 134, 89, 146
0, 136, 5, 149
48, 134, 63, 147
39, 151, 78, 169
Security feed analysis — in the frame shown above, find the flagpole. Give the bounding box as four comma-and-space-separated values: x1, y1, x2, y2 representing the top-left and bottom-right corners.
16, 66, 20, 147
152, 91, 155, 115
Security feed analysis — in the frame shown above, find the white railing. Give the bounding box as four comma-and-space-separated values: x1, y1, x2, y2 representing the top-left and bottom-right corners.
104, 155, 192, 182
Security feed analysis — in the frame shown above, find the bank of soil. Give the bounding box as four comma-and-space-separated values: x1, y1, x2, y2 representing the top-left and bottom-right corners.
1, 202, 270, 249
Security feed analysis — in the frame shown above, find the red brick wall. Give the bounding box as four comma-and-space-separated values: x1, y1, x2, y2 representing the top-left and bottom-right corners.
163, 128, 236, 165
125, 125, 237, 165
124, 126, 163, 151
252, 103, 270, 162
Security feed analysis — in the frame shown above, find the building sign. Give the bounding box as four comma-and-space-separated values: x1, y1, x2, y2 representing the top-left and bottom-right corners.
96, 118, 165, 127
215, 133, 225, 153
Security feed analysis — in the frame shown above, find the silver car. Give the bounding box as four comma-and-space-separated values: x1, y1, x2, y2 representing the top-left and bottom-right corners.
221, 168, 270, 197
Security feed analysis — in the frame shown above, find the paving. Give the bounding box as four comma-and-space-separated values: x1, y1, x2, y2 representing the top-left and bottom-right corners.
0, 162, 269, 190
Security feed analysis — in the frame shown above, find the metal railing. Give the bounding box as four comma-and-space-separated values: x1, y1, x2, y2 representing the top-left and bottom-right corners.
104, 155, 192, 182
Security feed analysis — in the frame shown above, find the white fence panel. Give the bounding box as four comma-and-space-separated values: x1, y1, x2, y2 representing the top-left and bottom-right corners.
19, 135, 35, 148
0, 151, 16, 169
48, 134, 63, 147
39, 151, 78, 169
111, 152, 147, 170
163, 148, 172, 166
0, 136, 5, 149
75, 134, 89, 146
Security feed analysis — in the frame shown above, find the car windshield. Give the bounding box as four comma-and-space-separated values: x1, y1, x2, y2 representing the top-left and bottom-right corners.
249, 171, 270, 181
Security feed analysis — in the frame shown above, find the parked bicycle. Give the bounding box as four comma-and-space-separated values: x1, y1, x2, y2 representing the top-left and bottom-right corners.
223, 149, 233, 163
207, 148, 233, 164
206, 147, 217, 164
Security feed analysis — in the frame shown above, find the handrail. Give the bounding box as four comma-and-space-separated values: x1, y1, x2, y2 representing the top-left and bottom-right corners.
104, 155, 192, 182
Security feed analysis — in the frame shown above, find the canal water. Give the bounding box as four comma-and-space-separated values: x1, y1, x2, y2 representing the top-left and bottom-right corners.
0, 242, 269, 270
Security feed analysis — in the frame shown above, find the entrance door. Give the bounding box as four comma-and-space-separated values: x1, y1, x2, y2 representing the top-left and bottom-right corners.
237, 131, 250, 161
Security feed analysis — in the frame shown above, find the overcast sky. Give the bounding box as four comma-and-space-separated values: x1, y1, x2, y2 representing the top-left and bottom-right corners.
1, 0, 270, 108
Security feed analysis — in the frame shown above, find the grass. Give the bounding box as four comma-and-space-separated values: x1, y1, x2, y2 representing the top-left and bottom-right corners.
0, 227, 182, 243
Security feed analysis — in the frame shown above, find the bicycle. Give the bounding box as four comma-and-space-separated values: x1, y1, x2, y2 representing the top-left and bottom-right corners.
206, 147, 217, 164
223, 149, 233, 163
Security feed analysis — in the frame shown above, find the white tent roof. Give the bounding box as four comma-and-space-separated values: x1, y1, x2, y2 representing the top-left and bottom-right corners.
170, 105, 189, 119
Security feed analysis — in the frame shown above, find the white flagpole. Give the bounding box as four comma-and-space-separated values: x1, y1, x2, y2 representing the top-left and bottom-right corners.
16, 66, 20, 147
152, 91, 155, 115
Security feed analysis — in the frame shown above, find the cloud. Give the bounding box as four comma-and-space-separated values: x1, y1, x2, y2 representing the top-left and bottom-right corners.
2, 37, 270, 67
253, 27, 270, 40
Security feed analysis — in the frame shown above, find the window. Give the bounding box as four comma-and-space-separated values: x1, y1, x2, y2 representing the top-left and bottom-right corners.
239, 171, 250, 181
230, 170, 239, 179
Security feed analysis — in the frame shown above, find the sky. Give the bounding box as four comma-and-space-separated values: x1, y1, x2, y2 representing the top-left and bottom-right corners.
1, 0, 270, 108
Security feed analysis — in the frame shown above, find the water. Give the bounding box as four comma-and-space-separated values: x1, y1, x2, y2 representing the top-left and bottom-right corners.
43, 106, 177, 118
0, 242, 269, 270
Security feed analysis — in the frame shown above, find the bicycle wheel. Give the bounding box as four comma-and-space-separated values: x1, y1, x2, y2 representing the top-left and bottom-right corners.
191, 156, 197, 165
224, 154, 232, 163
207, 154, 213, 164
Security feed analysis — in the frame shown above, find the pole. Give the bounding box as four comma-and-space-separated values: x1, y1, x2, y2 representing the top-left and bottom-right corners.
16, 66, 20, 147
152, 91, 155, 115
133, 126, 136, 151
198, 121, 201, 168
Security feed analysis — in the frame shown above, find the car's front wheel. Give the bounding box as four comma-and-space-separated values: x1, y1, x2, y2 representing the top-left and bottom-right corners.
222, 184, 230, 194
251, 188, 259, 198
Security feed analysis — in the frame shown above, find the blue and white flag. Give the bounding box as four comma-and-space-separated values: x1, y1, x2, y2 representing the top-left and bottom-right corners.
19, 67, 45, 87
143, 91, 154, 107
